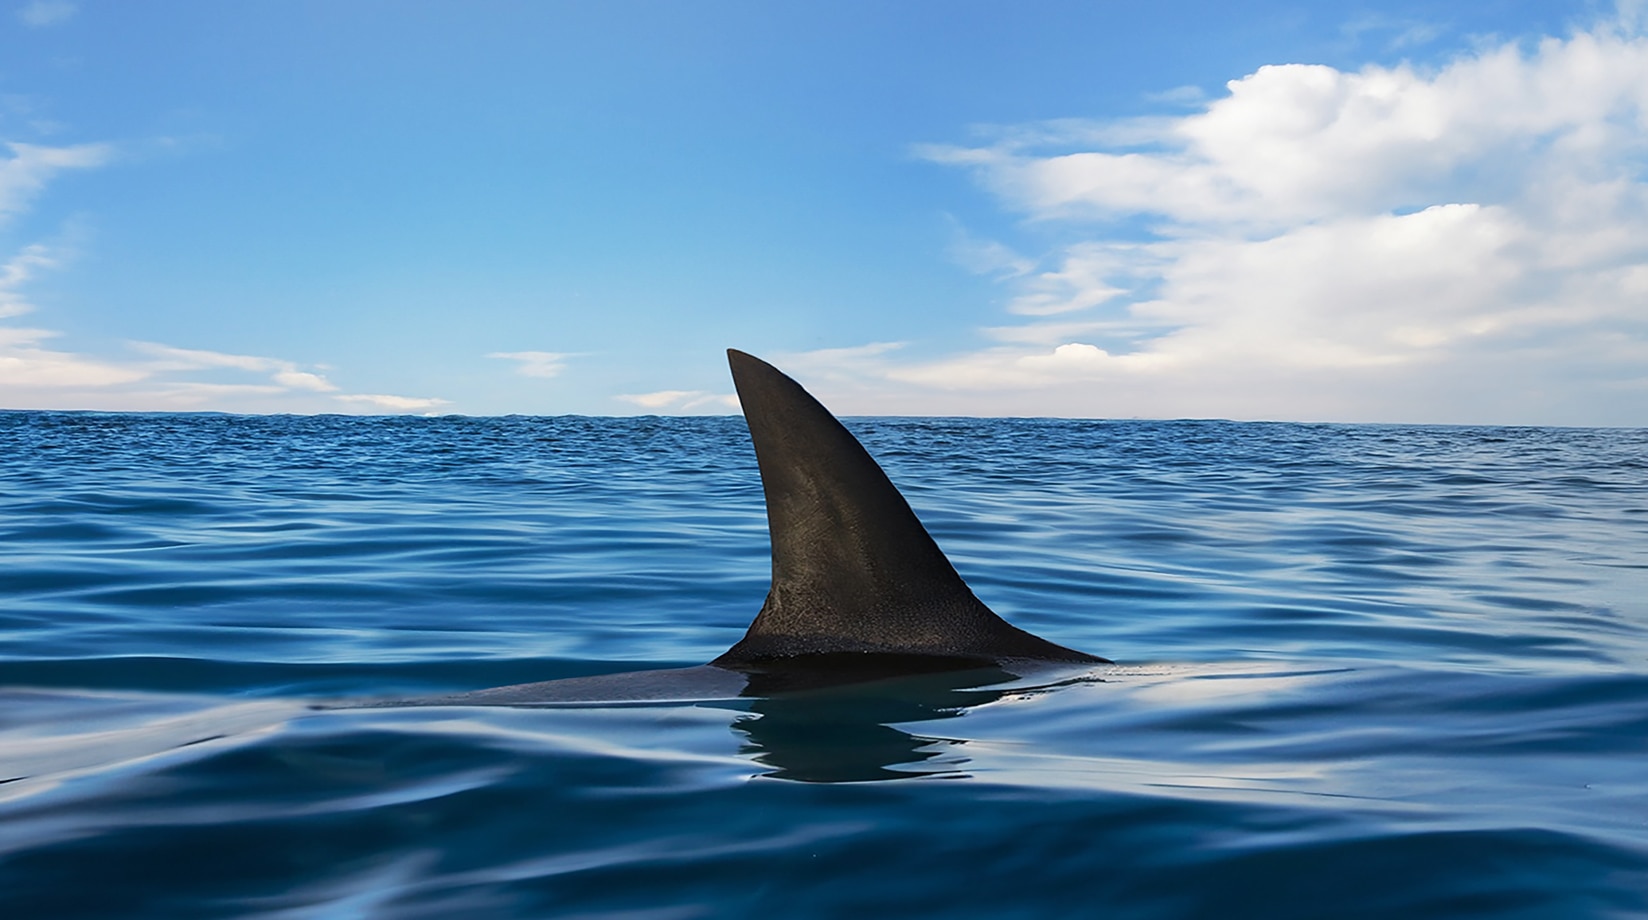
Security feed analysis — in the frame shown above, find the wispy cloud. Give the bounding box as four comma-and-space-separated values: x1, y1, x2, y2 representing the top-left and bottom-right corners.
0, 234, 147, 391
1143, 85, 1207, 106
334, 393, 450, 412
16, 0, 75, 28
1339, 13, 1444, 52
122, 342, 449, 411
0, 242, 60, 318
487, 350, 570, 378
888, 9, 1648, 423
770, 341, 905, 372
0, 326, 144, 387
946, 219, 1034, 278
129, 342, 340, 392
3, 322, 445, 414
0, 132, 444, 415
616, 389, 739, 412
1, 143, 109, 223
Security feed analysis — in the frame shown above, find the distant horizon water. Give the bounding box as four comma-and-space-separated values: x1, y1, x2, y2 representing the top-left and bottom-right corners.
6, 406, 1644, 431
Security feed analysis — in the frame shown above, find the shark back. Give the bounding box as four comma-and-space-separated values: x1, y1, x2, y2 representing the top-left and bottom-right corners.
714, 349, 1100, 667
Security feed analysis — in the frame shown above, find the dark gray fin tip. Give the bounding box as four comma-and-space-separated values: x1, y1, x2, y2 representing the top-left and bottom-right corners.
717, 348, 1105, 667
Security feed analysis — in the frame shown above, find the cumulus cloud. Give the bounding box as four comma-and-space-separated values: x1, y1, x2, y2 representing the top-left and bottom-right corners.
894, 10, 1648, 424
928, 28, 1648, 231
488, 350, 570, 378
16, 0, 75, 28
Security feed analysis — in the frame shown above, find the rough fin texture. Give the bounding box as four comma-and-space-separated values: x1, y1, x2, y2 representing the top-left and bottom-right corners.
713, 349, 1102, 666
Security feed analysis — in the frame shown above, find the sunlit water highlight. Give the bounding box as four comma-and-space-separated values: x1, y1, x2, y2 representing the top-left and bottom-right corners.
1, 412, 1645, 918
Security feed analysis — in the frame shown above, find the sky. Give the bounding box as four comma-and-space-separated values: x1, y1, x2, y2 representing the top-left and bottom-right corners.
1, 0, 1645, 424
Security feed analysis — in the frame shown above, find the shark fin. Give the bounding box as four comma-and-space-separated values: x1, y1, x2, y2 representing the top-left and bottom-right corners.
713, 349, 1102, 667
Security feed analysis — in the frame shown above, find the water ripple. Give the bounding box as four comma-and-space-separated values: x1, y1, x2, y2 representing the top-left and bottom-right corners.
1, 412, 1646, 918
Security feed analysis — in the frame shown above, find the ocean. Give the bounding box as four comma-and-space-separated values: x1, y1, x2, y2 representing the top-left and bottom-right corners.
1, 411, 1645, 918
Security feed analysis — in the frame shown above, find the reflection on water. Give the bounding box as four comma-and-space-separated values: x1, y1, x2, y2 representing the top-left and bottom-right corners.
731, 665, 1046, 783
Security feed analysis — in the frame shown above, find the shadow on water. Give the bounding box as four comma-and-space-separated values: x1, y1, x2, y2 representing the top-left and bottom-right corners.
726, 661, 1033, 783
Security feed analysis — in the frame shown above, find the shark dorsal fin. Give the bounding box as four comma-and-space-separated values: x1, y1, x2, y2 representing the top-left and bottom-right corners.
713, 349, 1100, 666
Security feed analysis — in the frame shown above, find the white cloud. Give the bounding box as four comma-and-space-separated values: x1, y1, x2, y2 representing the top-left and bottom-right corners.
334, 393, 451, 412
138, 382, 288, 402
1005, 243, 1146, 316
123, 344, 449, 411
0, 326, 144, 387
923, 26, 1648, 234
129, 341, 340, 392
273, 370, 338, 392
1144, 85, 1207, 106
769, 341, 905, 374
0, 129, 442, 414
487, 350, 569, 378
616, 389, 739, 412
16, 0, 75, 28
619, 389, 700, 409
0, 251, 439, 415
130, 341, 289, 374
1340, 13, 1444, 52
1, 143, 110, 224
1, 329, 442, 413
892, 10, 1648, 424
0, 238, 145, 391
0, 231, 353, 408
982, 317, 1136, 346
946, 221, 1034, 278
0, 242, 59, 318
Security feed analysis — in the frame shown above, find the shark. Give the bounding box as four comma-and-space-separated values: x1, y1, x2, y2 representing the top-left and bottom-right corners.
382, 349, 1106, 707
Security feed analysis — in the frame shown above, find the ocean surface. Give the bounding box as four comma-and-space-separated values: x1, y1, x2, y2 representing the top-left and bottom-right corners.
1, 411, 1646, 919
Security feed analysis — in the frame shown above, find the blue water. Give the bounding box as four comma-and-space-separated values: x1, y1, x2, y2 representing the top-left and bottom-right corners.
2, 411, 1646, 918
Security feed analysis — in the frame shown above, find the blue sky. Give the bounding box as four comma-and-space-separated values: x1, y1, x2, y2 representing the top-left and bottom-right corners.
2, 0, 1644, 423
